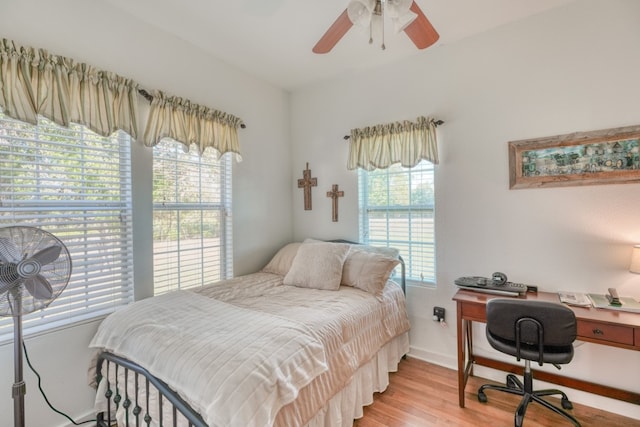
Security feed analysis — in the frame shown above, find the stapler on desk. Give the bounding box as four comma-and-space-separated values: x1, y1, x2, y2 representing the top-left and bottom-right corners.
606, 288, 622, 306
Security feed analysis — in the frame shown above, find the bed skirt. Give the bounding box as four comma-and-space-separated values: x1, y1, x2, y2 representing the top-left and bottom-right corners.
303, 332, 409, 427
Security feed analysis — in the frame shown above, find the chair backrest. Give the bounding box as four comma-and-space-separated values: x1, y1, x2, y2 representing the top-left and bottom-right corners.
485, 299, 577, 365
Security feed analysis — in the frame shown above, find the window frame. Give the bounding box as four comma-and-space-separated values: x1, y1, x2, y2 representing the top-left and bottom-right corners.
151, 139, 233, 295
358, 159, 436, 287
0, 112, 135, 343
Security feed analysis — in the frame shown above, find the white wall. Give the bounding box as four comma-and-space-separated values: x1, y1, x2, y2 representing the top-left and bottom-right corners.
291, 0, 640, 420
0, 1, 292, 426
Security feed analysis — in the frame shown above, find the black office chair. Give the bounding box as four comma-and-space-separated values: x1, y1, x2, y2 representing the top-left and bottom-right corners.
477, 299, 581, 427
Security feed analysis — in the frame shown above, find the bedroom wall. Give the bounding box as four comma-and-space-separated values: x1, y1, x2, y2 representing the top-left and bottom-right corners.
290, 0, 640, 420
0, 1, 292, 426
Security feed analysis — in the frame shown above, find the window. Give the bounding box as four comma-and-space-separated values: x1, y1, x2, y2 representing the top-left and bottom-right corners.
0, 112, 134, 343
152, 140, 232, 295
358, 160, 435, 284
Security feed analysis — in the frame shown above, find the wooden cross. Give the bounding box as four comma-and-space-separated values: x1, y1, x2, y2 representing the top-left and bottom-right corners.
297, 162, 317, 210
326, 184, 344, 222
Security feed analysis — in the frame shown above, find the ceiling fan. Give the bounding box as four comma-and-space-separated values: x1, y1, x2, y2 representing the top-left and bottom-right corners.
313, 0, 439, 54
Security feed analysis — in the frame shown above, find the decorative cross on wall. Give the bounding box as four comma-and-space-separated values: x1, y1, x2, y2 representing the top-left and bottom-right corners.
297, 163, 317, 210
326, 184, 344, 222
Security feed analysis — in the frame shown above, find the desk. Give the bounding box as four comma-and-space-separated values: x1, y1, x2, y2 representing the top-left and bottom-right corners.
453, 289, 640, 408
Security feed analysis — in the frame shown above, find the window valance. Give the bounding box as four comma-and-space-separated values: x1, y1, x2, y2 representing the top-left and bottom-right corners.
142, 90, 243, 160
347, 116, 439, 171
0, 38, 139, 139
0, 38, 244, 159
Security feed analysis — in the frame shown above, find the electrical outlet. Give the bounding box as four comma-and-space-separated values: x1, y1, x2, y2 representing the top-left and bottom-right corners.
433, 306, 445, 322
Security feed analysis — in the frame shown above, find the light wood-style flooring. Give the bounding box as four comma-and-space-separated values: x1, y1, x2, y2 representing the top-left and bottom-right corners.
353, 357, 639, 426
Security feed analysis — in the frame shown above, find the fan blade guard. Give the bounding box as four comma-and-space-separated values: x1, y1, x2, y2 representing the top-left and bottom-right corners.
0, 237, 20, 263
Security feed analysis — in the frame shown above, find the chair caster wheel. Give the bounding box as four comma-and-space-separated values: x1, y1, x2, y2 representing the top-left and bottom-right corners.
506, 376, 519, 389
561, 398, 573, 410
477, 391, 487, 403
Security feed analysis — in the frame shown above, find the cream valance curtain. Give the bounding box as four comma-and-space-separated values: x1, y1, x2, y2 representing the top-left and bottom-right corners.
347, 116, 439, 171
142, 90, 243, 160
0, 38, 244, 159
0, 38, 139, 139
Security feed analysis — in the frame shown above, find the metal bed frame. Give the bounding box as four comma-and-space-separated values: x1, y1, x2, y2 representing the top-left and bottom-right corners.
95, 352, 207, 427
94, 242, 406, 426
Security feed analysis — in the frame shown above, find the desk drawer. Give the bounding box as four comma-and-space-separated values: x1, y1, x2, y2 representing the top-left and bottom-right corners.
577, 321, 634, 346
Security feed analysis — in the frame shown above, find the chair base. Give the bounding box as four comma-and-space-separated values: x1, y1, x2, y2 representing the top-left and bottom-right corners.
478, 368, 581, 427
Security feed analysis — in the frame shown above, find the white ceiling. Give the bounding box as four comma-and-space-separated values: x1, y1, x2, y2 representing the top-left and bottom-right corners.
101, 0, 576, 91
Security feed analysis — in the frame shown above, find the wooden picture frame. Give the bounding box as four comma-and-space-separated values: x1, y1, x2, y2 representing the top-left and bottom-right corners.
508, 124, 640, 189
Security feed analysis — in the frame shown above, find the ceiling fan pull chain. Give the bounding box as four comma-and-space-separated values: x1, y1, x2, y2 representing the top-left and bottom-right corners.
369, 20, 373, 44
381, 0, 386, 50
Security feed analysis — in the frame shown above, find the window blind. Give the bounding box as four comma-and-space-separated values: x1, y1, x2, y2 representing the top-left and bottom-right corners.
0, 112, 134, 343
152, 140, 232, 295
358, 160, 435, 284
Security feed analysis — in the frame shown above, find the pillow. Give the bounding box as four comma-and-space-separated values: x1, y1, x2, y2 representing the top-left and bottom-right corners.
261, 242, 302, 276
341, 249, 400, 297
283, 242, 350, 290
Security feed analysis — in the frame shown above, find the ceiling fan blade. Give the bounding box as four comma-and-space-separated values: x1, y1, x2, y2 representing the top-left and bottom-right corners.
313, 9, 354, 54
0, 237, 20, 263
24, 275, 54, 300
31, 244, 62, 265
403, 1, 439, 49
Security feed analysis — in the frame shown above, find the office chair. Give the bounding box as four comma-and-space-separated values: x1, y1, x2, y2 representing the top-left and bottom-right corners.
477, 299, 581, 427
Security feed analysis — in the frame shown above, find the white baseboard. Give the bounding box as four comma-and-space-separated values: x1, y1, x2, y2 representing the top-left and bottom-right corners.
407, 345, 457, 371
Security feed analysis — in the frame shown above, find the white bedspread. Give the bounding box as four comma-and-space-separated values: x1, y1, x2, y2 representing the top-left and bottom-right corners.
89, 290, 328, 427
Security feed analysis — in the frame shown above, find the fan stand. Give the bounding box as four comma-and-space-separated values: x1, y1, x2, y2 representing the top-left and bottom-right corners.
11, 291, 26, 427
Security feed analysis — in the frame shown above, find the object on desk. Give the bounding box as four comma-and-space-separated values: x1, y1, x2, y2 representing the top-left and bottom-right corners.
558, 291, 592, 307
606, 287, 621, 306
454, 273, 527, 295
456, 284, 521, 297
587, 293, 640, 313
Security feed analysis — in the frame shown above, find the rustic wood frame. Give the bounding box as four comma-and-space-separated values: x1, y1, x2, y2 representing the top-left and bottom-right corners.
509, 124, 640, 189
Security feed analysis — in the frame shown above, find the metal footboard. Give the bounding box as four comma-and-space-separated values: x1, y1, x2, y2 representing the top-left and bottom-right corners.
95, 352, 207, 427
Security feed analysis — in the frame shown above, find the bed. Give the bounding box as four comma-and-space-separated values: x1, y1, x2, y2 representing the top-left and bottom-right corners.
89, 240, 411, 427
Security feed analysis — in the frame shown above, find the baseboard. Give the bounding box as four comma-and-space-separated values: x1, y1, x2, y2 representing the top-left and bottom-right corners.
407, 345, 457, 371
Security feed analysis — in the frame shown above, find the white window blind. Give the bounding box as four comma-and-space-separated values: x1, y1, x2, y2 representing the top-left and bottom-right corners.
358, 160, 435, 284
152, 140, 232, 295
0, 112, 134, 343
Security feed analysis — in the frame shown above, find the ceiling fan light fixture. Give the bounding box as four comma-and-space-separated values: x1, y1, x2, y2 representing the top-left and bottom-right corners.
386, 0, 413, 17
347, 0, 376, 27
392, 10, 417, 33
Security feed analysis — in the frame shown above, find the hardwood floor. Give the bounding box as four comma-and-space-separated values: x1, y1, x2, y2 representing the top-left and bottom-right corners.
353, 357, 639, 427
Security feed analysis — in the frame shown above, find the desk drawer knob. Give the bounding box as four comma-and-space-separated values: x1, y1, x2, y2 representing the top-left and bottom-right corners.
592, 328, 604, 335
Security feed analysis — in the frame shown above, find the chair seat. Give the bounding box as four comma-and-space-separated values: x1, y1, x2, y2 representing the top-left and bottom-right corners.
487, 333, 574, 365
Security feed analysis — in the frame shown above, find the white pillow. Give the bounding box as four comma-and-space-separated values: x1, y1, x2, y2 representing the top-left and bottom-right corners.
283, 242, 350, 290
341, 249, 400, 297
261, 242, 302, 276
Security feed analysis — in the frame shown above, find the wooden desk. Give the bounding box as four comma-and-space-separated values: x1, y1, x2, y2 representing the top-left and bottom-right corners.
453, 289, 640, 408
